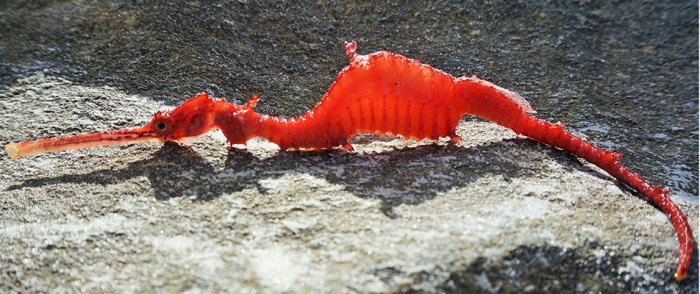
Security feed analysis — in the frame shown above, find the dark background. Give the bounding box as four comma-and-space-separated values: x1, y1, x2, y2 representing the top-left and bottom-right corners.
1, 1, 697, 211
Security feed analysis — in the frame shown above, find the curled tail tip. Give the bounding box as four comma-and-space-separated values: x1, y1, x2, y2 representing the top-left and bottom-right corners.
675, 268, 686, 281
5, 143, 21, 159
344, 41, 358, 61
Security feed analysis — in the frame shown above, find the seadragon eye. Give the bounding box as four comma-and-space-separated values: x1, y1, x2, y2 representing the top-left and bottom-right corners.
152, 118, 171, 135
156, 121, 167, 130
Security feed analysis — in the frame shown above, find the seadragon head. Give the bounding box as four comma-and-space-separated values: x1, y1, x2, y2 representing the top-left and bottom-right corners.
5, 92, 229, 159
144, 92, 222, 143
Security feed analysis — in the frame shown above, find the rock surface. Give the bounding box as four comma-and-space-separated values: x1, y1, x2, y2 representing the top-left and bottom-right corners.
1, 74, 697, 292
0, 1, 698, 293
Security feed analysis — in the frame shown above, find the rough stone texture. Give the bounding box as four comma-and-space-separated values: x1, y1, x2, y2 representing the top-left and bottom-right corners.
0, 1, 698, 293
1, 1, 697, 195
1, 74, 697, 292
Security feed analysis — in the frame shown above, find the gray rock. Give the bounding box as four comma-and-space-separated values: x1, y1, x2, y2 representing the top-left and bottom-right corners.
1, 74, 696, 292
0, 1, 697, 292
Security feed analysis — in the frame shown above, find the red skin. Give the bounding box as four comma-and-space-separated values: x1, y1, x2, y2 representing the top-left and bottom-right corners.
5, 42, 693, 281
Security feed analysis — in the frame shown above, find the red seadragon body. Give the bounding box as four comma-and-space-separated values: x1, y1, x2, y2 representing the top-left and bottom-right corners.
5, 42, 693, 281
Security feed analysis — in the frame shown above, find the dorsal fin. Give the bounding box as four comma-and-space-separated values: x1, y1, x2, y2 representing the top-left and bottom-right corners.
466, 76, 536, 114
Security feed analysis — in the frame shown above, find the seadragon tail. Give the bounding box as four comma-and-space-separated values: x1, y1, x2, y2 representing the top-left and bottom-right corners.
459, 77, 693, 281
514, 114, 693, 281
